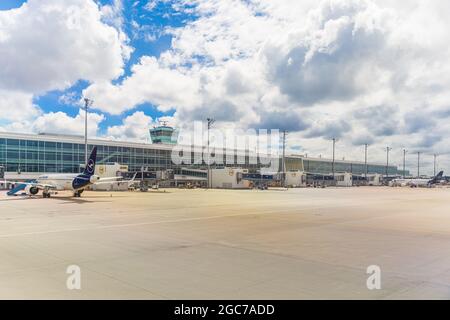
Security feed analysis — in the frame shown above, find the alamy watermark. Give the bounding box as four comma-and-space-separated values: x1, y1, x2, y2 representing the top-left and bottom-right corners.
171, 121, 282, 173
366, 265, 381, 290
66, 265, 81, 290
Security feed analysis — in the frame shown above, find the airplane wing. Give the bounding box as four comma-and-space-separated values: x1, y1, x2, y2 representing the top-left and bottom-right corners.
36, 183, 58, 189
97, 177, 123, 182
7, 181, 57, 189
93, 177, 124, 185
6, 180, 37, 185
93, 175, 135, 186
6, 180, 57, 196
93, 181, 124, 185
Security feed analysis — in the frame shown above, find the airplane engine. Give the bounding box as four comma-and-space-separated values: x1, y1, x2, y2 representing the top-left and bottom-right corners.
90, 175, 100, 184
25, 185, 39, 195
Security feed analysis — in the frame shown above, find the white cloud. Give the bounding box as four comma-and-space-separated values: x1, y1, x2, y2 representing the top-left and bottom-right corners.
106, 111, 154, 141
0, 0, 131, 94
84, 56, 201, 114
262, 0, 397, 106
88, 0, 412, 124
106, 111, 176, 142
144, 0, 159, 11
0, 90, 41, 122
32, 110, 104, 136
0, 0, 130, 138
0, 109, 105, 137
100, 0, 133, 60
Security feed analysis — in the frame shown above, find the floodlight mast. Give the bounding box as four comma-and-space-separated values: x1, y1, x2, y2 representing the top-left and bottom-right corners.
434, 154, 438, 177
207, 118, 215, 189
417, 152, 421, 178
82, 98, 93, 166
282, 130, 288, 188
331, 138, 338, 183
385, 146, 392, 178
364, 144, 369, 179
403, 149, 408, 178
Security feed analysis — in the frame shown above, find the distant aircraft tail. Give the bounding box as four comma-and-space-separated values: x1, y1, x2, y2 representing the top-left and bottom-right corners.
82, 146, 97, 177
429, 171, 444, 184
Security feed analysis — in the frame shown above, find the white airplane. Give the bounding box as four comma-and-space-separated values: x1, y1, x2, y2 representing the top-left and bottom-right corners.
7, 146, 119, 198
390, 171, 444, 188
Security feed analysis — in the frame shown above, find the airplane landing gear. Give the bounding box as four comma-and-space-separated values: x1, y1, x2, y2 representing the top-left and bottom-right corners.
74, 190, 83, 197
43, 192, 50, 198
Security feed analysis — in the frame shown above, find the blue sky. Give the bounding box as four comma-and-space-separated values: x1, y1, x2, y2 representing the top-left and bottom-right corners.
0, 0, 26, 10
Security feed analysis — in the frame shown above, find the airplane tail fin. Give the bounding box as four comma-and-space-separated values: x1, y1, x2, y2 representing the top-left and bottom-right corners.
82, 146, 97, 177
429, 171, 444, 184
127, 172, 138, 186
435, 171, 444, 180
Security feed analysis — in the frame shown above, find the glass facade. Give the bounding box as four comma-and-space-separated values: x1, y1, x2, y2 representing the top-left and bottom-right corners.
0, 135, 267, 174
302, 158, 399, 175
0, 133, 403, 175
174, 168, 208, 179
0, 137, 174, 173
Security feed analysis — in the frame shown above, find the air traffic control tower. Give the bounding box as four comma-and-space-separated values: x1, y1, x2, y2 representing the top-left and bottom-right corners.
149, 122, 178, 145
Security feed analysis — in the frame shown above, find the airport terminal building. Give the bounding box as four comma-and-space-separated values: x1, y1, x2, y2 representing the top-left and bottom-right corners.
0, 131, 402, 179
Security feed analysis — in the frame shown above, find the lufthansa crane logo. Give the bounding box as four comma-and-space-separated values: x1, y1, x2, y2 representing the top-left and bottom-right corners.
87, 159, 95, 173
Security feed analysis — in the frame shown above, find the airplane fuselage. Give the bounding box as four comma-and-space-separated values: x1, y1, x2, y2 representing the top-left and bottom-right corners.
37, 174, 78, 191
37, 173, 98, 191
392, 178, 434, 187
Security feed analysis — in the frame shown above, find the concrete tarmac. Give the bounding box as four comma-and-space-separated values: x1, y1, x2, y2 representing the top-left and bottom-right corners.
1, 187, 450, 299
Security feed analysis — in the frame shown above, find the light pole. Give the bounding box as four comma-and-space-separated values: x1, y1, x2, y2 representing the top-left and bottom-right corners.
82, 98, 93, 165
403, 149, 408, 178
385, 146, 392, 178
434, 154, 438, 177
282, 130, 287, 188
206, 118, 215, 189
259, 144, 262, 188
332, 138, 337, 182
364, 143, 368, 179
417, 152, 421, 178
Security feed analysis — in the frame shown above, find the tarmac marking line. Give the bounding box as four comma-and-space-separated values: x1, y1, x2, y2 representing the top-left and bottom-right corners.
0, 211, 276, 238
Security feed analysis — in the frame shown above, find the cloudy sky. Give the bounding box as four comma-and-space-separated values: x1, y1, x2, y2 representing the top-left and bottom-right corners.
1, 0, 449, 174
